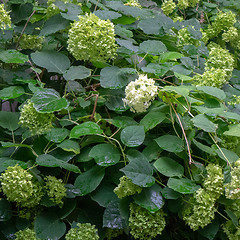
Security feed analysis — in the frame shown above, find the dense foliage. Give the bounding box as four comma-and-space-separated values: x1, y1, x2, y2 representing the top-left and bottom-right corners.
1, 0, 240, 239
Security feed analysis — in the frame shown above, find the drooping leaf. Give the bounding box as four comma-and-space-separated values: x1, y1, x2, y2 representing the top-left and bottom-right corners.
31, 88, 69, 113
133, 184, 164, 213
89, 143, 120, 166
215, 148, 239, 163
155, 135, 184, 153
167, 178, 200, 194
0, 111, 19, 131
154, 157, 184, 177
57, 139, 80, 154
74, 165, 105, 196
63, 66, 91, 80
192, 114, 218, 133
120, 125, 145, 147
31, 51, 70, 74
197, 86, 226, 100
0, 86, 25, 100
0, 50, 28, 63
70, 122, 103, 138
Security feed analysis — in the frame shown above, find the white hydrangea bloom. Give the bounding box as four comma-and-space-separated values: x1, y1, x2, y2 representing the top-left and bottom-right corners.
123, 75, 158, 113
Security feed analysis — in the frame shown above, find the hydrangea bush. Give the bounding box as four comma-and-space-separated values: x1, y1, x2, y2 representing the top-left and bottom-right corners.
1, 0, 240, 239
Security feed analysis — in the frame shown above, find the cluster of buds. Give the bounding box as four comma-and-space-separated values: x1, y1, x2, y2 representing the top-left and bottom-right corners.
15, 228, 39, 240
0, 4, 11, 30
177, 0, 199, 10
161, 0, 176, 16
124, 0, 142, 8
17, 34, 44, 50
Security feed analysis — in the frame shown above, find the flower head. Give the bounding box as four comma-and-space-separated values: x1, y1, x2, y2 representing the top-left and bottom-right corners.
162, 0, 176, 16
15, 228, 39, 240
0, 4, 11, 30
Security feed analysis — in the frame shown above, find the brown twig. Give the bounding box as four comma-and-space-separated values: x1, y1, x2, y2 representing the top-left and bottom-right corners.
28, 60, 42, 84
91, 94, 99, 120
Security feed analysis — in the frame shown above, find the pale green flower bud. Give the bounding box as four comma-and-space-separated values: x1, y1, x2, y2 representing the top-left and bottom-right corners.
17, 34, 44, 50
162, 0, 176, 16
67, 13, 118, 62
123, 75, 158, 113
0, 4, 11, 30
124, 0, 142, 8
177, 0, 189, 9
65, 223, 99, 240
114, 176, 142, 199
177, 27, 200, 48
105, 228, 123, 240
222, 220, 240, 240
15, 228, 40, 240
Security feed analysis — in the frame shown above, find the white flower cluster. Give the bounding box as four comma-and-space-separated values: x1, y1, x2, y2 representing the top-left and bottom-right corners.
123, 75, 158, 113
0, 4, 11, 30
124, 0, 142, 8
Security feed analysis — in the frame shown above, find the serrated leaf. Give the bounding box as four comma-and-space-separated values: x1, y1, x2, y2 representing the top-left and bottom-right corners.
74, 165, 105, 196
31, 51, 70, 74
167, 178, 200, 194
139, 112, 165, 131
0, 86, 25, 100
36, 154, 80, 173
139, 40, 167, 55
89, 143, 120, 166
63, 66, 91, 81
57, 140, 80, 154
192, 114, 218, 132
0, 50, 28, 63
155, 135, 184, 153
0, 111, 19, 131
154, 157, 184, 177
31, 88, 69, 113
70, 122, 103, 138
120, 125, 145, 147
133, 184, 164, 213
121, 151, 154, 187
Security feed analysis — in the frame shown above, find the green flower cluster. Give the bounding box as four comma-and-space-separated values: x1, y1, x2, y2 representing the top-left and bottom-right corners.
0, 4, 11, 30
67, 13, 118, 62
177, 27, 200, 48
129, 203, 166, 240
123, 74, 158, 113
228, 95, 240, 106
105, 228, 123, 240
124, 0, 142, 8
65, 223, 99, 240
222, 27, 240, 50
17, 34, 44, 50
183, 164, 224, 230
161, 0, 176, 16
19, 100, 54, 135
177, 0, 199, 9
0, 165, 43, 208
225, 160, 240, 200
45, 176, 66, 206
114, 176, 142, 199
15, 228, 39, 240
222, 220, 240, 240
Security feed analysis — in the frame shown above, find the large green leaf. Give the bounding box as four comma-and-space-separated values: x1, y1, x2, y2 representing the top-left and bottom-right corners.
94, 10, 122, 20
160, 52, 184, 62
133, 184, 164, 213
31, 88, 69, 113
70, 122, 103, 138
0, 157, 27, 173
36, 154, 80, 173
154, 157, 184, 177
215, 148, 239, 163
63, 66, 91, 81
74, 165, 105, 196
139, 112, 165, 131
120, 125, 145, 147
0, 50, 28, 63
111, 116, 138, 128
155, 135, 184, 153
121, 151, 155, 187
45, 128, 69, 143
100, 66, 136, 89
57, 139, 80, 154
0, 86, 25, 100
0, 111, 19, 131
197, 86, 226, 100
139, 40, 167, 55
142, 63, 172, 76
34, 211, 66, 240
224, 124, 240, 137
89, 143, 120, 166
31, 51, 70, 74
167, 178, 200, 194
192, 114, 218, 133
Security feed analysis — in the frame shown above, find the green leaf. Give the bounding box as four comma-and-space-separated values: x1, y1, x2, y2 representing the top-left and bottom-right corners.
199, 220, 219, 240
31, 51, 70, 74
74, 165, 105, 196
70, 122, 103, 138
174, 72, 192, 82
57, 140, 80, 154
192, 114, 218, 133
40, 14, 70, 36
121, 151, 155, 187
0, 50, 28, 63
154, 157, 184, 177
111, 116, 138, 128
94, 10, 122, 20
31, 88, 69, 113
115, 25, 133, 38
142, 63, 172, 76
103, 201, 125, 229
167, 178, 200, 194
0, 111, 19, 131
34, 211, 66, 240
172, 64, 192, 75
45, 128, 69, 143
100, 66, 136, 89
63, 66, 91, 80
224, 124, 240, 137
133, 184, 164, 213
36, 154, 80, 173
0, 86, 25, 100
89, 143, 120, 166
162, 85, 193, 97
139, 112, 165, 131
139, 40, 167, 55
160, 52, 184, 62
215, 148, 239, 163
120, 125, 145, 147
161, 187, 181, 199
192, 139, 216, 155
155, 135, 184, 153
0, 157, 28, 173
197, 86, 226, 100
0, 199, 12, 222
